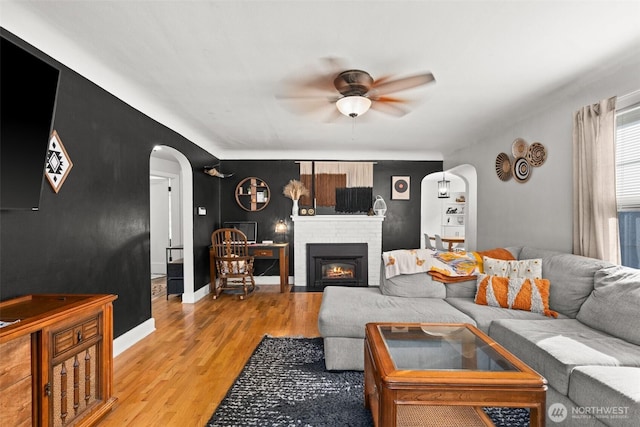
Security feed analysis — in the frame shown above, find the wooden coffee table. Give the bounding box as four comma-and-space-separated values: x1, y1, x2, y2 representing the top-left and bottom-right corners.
364, 323, 547, 427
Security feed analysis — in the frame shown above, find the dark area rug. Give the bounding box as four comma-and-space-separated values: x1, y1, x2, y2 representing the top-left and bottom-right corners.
206, 337, 529, 427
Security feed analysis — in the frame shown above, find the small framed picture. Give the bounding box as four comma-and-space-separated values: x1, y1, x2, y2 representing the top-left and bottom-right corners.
45, 130, 73, 193
391, 176, 410, 200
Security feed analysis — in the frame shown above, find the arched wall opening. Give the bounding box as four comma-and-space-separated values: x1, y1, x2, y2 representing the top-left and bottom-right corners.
149, 146, 196, 303
420, 164, 477, 251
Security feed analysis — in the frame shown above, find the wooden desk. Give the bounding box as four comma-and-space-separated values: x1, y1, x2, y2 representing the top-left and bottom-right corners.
209, 243, 289, 293
429, 236, 464, 251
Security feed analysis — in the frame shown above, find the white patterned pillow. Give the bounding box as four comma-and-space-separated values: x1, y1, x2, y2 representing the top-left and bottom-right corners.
483, 256, 542, 280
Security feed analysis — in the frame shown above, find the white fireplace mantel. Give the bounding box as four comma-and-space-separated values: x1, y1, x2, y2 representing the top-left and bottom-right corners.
292, 215, 385, 287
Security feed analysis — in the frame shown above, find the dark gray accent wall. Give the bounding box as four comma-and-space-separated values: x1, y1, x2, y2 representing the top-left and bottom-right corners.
218, 160, 442, 276
0, 30, 221, 337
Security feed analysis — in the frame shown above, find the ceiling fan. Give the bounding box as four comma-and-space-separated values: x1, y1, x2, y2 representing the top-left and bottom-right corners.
278, 59, 436, 120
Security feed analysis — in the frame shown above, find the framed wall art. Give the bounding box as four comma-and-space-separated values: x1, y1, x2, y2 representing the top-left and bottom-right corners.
45, 130, 73, 193
391, 176, 410, 200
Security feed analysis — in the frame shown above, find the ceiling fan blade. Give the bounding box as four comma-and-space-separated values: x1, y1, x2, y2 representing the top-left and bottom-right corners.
321, 56, 349, 75
371, 72, 435, 96
368, 94, 406, 103
370, 100, 411, 117
278, 97, 337, 117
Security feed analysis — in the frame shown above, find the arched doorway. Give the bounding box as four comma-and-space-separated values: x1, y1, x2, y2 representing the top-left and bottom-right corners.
420, 164, 477, 251
149, 146, 195, 303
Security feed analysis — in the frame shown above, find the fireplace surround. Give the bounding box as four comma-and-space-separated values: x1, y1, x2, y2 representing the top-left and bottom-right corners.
292, 215, 384, 287
307, 243, 368, 290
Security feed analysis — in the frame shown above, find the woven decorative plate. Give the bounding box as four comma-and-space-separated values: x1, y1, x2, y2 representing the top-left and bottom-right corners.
527, 142, 547, 167
495, 152, 512, 181
511, 138, 529, 158
512, 156, 531, 183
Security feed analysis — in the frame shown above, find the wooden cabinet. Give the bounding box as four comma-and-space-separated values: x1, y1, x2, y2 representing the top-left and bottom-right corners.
0, 294, 117, 427
235, 177, 270, 211
166, 247, 184, 299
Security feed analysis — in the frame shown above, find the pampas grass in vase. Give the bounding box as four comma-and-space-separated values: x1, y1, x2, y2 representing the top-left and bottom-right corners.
283, 179, 309, 216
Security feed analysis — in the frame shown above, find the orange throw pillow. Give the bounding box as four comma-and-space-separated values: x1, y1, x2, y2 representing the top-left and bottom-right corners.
471, 248, 516, 273
475, 274, 558, 318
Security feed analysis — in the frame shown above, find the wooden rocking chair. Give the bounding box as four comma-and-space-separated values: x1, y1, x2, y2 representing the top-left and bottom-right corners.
210, 228, 256, 300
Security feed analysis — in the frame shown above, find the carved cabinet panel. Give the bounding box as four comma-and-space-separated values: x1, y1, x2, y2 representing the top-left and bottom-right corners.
47, 314, 103, 427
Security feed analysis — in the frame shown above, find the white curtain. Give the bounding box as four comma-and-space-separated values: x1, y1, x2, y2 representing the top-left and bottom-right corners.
572, 96, 620, 264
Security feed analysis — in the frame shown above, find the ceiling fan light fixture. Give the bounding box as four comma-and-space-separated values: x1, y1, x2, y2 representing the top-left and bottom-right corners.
336, 95, 371, 118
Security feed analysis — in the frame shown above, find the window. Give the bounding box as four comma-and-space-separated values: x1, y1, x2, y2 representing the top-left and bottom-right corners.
616, 102, 640, 269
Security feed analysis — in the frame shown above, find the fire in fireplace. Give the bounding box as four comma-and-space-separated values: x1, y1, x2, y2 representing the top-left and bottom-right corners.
307, 243, 368, 290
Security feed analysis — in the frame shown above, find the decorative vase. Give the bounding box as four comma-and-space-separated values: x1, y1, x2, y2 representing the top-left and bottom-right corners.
373, 195, 387, 216
292, 199, 299, 216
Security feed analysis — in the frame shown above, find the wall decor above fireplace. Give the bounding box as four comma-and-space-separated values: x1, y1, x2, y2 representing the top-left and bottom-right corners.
298, 161, 374, 212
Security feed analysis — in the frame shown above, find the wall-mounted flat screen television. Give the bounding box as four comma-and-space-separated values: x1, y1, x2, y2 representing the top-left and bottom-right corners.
223, 221, 258, 243
1, 35, 60, 210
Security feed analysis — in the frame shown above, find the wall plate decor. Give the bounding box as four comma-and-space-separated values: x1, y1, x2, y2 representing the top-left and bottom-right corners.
45, 130, 73, 193
495, 152, 512, 181
391, 176, 410, 200
512, 156, 531, 183
527, 142, 547, 167
511, 138, 529, 158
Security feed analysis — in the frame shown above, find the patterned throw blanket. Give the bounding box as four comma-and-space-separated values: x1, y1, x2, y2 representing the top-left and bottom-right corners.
383, 249, 479, 278
382, 248, 515, 283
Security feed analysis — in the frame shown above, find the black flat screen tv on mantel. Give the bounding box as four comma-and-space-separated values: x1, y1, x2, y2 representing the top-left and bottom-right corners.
1, 34, 60, 210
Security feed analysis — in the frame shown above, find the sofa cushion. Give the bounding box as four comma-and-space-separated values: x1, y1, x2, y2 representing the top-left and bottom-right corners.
318, 286, 475, 338
577, 265, 640, 345
569, 366, 640, 427
445, 298, 567, 334
379, 270, 446, 298
444, 280, 477, 298
483, 257, 542, 279
489, 319, 640, 395
519, 248, 611, 318
474, 274, 557, 317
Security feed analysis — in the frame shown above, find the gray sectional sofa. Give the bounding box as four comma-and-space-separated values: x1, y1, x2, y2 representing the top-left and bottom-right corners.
318, 247, 640, 427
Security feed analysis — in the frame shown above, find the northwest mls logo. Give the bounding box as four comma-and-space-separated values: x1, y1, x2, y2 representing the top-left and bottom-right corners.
549, 403, 568, 422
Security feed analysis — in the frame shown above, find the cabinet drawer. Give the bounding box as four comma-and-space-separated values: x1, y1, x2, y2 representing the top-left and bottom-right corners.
53, 315, 100, 357
252, 249, 274, 257
167, 278, 184, 295
167, 260, 184, 278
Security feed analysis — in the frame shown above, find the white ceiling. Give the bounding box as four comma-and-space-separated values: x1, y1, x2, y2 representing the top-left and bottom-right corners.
3, 1, 640, 160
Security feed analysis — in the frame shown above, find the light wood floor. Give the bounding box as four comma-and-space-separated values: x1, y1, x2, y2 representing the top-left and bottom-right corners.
99, 284, 323, 426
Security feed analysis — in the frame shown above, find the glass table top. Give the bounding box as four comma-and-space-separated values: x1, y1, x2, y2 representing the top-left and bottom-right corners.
378, 324, 518, 372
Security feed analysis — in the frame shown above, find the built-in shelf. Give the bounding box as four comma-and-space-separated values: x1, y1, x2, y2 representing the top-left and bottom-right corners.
442, 193, 466, 236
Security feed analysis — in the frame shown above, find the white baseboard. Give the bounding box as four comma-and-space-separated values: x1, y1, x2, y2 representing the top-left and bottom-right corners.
113, 317, 156, 358
193, 283, 210, 301
254, 275, 293, 285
